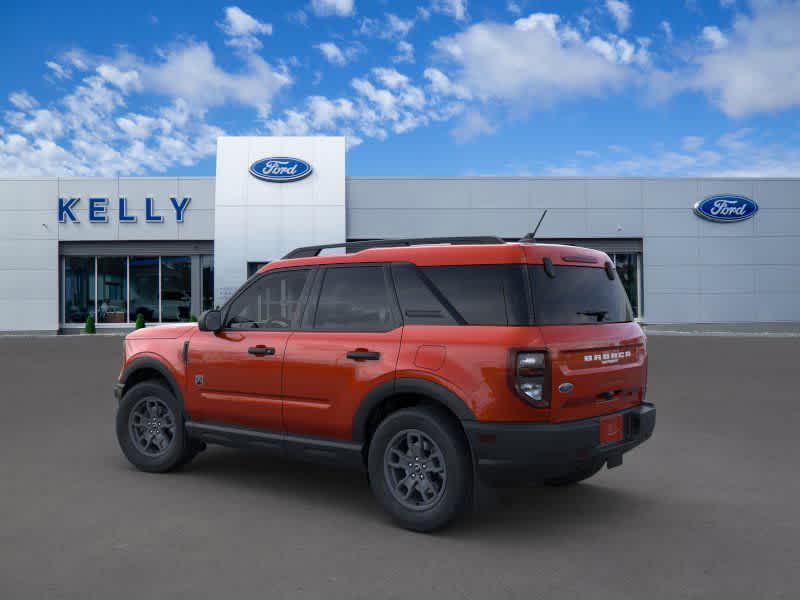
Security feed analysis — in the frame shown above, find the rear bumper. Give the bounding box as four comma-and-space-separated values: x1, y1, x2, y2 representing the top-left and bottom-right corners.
464, 403, 656, 485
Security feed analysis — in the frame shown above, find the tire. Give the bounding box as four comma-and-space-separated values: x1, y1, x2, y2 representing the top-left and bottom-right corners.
368, 406, 472, 532
543, 461, 604, 486
116, 381, 197, 473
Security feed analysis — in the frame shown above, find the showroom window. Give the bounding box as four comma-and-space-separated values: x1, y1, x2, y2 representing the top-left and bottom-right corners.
97, 257, 127, 324
61, 254, 213, 327
161, 256, 191, 322
64, 256, 95, 324
129, 256, 159, 322
202, 255, 214, 311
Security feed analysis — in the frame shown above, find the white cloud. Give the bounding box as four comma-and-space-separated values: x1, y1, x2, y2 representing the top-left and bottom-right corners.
606, 0, 632, 33
681, 135, 705, 152
701, 25, 728, 49
430, 0, 468, 21
96, 64, 142, 93
45, 61, 71, 80
218, 6, 272, 51
386, 14, 414, 38
720, 0, 736, 7
691, 1, 800, 116
660, 20, 673, 43
587, 34, 649, 66
359, 13, 415, 41
314, 42, 363, 66
423, 67, 472, 100
451, 110, 496, 142
393, 41, 415, 63
266, 66, 463, 145
546, 128, 800, 177
432, 13, 641, 107
310, 0, 354, 17
507, 2, 522, 16
139, 42, 290, 116
9, 91, 38, 111
0, 30, 289, 175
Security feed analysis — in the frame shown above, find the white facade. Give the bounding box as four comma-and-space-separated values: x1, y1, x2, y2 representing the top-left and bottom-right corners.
213, 136, 345, 304
0, 136, 798, 333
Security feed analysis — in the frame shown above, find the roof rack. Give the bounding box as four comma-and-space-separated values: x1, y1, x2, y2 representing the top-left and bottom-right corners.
282, 236, 506, 259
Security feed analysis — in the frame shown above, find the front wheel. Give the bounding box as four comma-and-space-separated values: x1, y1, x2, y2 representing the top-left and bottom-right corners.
116, 381, 197, 473
368, 407, 472, 532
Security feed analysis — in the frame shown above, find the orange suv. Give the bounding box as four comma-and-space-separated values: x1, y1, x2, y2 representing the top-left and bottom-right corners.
114, 237, 655, 531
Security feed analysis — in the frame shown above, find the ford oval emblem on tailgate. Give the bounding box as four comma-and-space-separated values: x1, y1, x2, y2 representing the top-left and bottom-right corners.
559, 382, 574, 394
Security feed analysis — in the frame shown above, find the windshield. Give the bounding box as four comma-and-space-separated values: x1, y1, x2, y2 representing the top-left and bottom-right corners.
529, 265, 633, 325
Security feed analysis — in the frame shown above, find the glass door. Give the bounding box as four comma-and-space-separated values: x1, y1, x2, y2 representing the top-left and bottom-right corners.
608, 252, 641, 318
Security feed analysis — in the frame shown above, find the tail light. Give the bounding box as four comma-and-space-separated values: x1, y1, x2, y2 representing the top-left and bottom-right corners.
512, 351, 549, 408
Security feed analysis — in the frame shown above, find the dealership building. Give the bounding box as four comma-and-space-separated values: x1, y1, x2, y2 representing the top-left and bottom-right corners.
1, 135, 798, 334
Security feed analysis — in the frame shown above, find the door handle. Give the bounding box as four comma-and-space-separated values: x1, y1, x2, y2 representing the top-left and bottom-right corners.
346, 350, 381, 361
248, 346, 276, 356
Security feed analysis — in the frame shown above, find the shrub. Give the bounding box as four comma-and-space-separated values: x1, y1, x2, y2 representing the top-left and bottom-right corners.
190, 314, 198, 322
135, 313, 146, 329
84, 315, 95, 334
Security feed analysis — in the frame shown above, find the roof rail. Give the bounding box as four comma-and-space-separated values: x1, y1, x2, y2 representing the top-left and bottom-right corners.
282, 236, 506, 259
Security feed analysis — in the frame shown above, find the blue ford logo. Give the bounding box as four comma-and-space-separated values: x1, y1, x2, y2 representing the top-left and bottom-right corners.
249, 157, 312, 183
694, 195, 758, 223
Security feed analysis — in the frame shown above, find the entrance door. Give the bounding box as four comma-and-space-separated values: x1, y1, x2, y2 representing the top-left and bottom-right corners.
283, 264, 402, 440
186, 268, 313, 431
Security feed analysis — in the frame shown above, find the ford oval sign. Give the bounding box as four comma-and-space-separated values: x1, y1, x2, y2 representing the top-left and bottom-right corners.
693, 195, 758, 223
249, 157, 312, 183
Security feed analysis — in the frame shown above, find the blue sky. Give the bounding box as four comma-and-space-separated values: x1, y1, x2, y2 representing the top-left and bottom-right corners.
1, 0, 798, 177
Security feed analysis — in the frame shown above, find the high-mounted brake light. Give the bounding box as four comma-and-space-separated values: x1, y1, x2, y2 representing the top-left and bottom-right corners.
513, 351, 549, 408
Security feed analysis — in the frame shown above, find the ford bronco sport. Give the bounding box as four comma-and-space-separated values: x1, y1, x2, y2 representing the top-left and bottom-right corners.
114, 237, 655, 531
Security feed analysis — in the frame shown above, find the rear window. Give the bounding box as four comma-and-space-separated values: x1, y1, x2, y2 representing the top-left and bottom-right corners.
529, 265, 633, 325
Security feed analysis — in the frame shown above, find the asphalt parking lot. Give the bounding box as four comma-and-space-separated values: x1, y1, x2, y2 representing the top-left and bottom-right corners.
1, 334, 798, 599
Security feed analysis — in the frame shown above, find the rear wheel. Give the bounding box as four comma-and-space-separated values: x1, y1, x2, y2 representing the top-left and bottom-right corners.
543, 461, 604, 486
368, 406, 472, 532
116, 381, 197, 473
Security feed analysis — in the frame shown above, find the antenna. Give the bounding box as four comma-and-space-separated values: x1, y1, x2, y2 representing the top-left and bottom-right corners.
520, 209, 548, 242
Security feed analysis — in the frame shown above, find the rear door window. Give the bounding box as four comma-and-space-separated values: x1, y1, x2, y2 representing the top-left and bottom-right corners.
419, 265, 529, 326
391, 264, 458, 325
529, 265, 633, 325
313, 266, 396, 331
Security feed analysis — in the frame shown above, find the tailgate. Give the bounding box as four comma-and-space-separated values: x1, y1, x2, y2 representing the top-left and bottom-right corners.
540, 322, 647, 422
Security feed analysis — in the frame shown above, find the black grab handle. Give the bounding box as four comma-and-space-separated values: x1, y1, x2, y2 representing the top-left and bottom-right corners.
248, 346, 276, 356
346, 351, 381, 360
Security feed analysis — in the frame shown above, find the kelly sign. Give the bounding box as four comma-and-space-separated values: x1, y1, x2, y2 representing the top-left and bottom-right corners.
58, 197, 191, 223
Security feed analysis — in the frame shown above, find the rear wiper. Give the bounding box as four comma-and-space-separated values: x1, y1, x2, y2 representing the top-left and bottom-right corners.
577, 310, 608, 322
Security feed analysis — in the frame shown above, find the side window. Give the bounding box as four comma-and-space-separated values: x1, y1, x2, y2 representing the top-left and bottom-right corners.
314, 266, 395, 331
225, 269, 310, 329
421, 265, 529, 326
391, 264, 457, 325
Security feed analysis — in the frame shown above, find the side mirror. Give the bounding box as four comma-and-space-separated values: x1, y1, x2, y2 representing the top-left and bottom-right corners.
198, 309, 223, 332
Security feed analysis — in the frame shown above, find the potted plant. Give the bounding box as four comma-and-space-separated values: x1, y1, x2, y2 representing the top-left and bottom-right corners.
84, 314, 95, 334
135, 313, 146, 329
